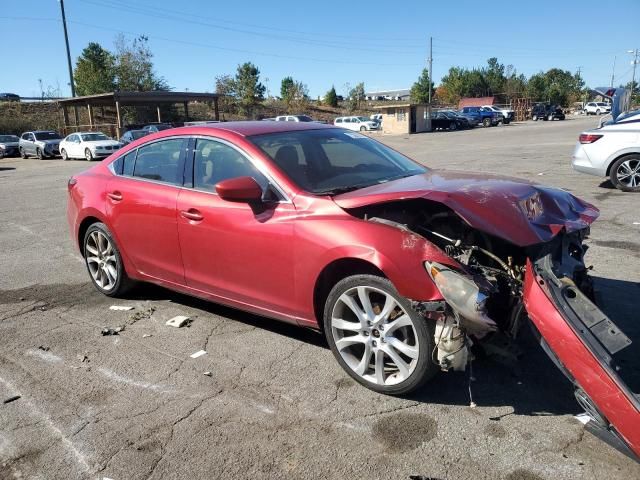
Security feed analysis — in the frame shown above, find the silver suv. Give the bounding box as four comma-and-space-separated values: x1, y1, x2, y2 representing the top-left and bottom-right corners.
19, 131, 62, 159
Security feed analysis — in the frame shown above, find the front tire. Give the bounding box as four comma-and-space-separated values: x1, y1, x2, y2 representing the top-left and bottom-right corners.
449, 122, 457, 131
482, 118, 491, 127
610, 155, 640, 192
36, 148, 44, 159
20, 147, 27, 158
548, 114, 554, 121
360, 126, 366, 132
323, 274, 438, 395
532, 114, 538, 121
85, 148, 93, 161
596, 109, 601, 115
83, 222, 133, 296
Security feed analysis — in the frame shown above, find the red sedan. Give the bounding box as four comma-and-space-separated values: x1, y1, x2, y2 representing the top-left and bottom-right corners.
67, 122, 638, 461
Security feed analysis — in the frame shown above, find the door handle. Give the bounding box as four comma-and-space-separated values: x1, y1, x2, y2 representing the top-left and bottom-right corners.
107, 191, 123, 201
180, 208, 204, 222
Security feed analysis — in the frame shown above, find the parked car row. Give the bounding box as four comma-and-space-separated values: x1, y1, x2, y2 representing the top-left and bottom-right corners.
531, 103, 566, 121
1, 124, 164, 161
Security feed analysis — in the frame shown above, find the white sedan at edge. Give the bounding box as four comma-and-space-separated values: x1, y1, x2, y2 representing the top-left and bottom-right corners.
572, 109, 640, 191
59, 131, 121, 161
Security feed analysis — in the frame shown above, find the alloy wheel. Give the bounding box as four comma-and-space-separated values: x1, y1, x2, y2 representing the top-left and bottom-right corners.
85, 230, 118, 291
616, 159, 640, 189
330, 286, 419, 386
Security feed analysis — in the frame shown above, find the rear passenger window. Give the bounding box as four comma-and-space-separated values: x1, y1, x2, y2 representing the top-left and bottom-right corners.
123, 150, 136, 176
133, 139, 185, 185
193, 139, 267, 191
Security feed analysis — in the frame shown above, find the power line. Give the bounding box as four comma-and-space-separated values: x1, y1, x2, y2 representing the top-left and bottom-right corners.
79, 0, 426, 53
66, 19, 419, 67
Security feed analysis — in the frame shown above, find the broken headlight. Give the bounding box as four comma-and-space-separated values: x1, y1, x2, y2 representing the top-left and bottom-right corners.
425, 261, 497, 334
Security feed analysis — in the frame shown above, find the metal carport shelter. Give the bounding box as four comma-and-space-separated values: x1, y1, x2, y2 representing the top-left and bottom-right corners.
57, 91, 220, 137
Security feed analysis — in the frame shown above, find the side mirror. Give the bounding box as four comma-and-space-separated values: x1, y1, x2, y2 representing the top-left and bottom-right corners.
216, 176, 263, 203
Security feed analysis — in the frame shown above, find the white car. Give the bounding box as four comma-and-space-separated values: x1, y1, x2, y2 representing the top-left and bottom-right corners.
481, 105, 514, 124
584, 102, 611, 115
370, 113, 383, 123
275, 115, 314, 122
60, 132, 121, 161
571, 109, 640, 191
334, 116, 380, 131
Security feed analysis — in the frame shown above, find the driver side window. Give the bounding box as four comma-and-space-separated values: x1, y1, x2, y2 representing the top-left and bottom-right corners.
193, 139, 268, 191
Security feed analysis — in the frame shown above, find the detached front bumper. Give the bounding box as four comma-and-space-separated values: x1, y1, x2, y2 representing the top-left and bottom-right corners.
524, 256, 639, 461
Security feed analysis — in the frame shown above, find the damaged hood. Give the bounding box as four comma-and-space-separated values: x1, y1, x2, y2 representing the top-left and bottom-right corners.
333, 171, 599, 246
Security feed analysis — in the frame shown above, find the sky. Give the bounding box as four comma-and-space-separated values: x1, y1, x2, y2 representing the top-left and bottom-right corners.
2, 0, 639, 99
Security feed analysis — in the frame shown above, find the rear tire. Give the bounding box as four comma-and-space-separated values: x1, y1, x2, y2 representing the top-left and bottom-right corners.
449, 122, 457, 131
548, 114, 554, 121
61, 149, 69, 161
610, 155, 640, 192
532, 114, 538, 121
323, 274, 438, 395
83, 222, 134, 297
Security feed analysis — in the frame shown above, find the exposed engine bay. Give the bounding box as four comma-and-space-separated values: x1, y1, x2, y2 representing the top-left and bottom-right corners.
348, 199, 595, 372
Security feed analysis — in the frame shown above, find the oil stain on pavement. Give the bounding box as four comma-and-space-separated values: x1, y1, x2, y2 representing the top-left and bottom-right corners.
372, 413, 437, 453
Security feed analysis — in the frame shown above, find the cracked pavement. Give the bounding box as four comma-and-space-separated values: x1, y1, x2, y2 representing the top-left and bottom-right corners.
1, 116, 639, 479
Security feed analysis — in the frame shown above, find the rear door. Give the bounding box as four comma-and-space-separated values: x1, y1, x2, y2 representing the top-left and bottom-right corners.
106, 137, 187, 285
176, 137, 298, 317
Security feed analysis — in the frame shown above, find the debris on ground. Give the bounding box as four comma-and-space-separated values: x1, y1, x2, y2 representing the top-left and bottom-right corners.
109, 305, 134, 311
190, 350, 207, 359
3, 395, 21, 404
203, 371, 212, 376
142, 334, 153, 338
101, 326, 125, 336
37, 345, 50, 352
129, 306, 156, 323
165, 315, 192, 328
77, 354, 89, 363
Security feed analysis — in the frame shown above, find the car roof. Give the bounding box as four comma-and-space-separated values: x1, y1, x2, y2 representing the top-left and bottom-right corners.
179, 120, 335, 136
69, 131, 107, 136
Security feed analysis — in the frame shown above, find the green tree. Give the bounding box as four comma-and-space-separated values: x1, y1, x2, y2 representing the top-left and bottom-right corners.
215, 74, 236, 119
234, 62, 265, 116
410, 69, 434, 103
526, 68, 583, 106
484, 57, 505, 96
113, 35, 168, 92
73, 42, 116, 96
348, 82, 365, 110
324, 86, 338, 107
286, 80, 309, 113
280, 76, 294, 100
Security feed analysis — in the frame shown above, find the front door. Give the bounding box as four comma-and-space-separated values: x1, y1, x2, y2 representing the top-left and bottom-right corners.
106, 137, 187, 285
176, 137, 297, 317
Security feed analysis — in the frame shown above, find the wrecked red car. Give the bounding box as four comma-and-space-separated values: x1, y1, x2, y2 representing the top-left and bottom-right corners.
67, 122, 638, 460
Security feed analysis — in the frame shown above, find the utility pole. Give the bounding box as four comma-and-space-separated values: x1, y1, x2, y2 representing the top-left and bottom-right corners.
628, 49, 639, 109
59, 0, 75, 97
427, 36, 433, 132
610, 56, 617, 88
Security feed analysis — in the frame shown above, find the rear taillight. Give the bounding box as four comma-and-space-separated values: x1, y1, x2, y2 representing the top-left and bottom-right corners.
67, 177, 77, 192
579, 134, 603, 144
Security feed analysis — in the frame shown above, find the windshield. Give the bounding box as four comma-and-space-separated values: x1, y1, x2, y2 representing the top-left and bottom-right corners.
356, 117, 370, 122
81, 133, 109, 142
153, 124, 172, 131
34, 132, 61, 140
0, 135, 19, 142
596, 103, 608, 107
249, 128, 426, 195
296, 115, 313, 122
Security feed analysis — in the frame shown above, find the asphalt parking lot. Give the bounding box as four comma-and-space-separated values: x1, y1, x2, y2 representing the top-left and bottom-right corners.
1, 116, 639, 480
